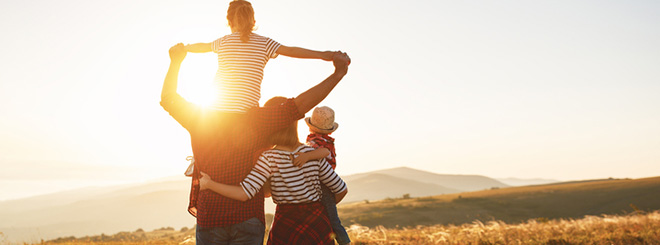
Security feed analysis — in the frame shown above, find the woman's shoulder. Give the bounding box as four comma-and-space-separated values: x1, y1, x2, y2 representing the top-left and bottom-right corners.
261, 148, 292, 157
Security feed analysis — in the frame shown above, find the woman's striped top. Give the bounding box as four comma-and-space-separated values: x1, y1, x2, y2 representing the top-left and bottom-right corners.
240, 145, 347, 204
210, 32, 281, 112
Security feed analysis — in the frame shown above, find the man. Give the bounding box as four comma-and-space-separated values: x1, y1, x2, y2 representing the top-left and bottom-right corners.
161, 43, 350, 244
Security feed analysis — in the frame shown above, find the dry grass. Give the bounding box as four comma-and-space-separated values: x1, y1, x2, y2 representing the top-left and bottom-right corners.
36, 211, 660, 244
347, 211, 660, 244
38, 227, 196, 245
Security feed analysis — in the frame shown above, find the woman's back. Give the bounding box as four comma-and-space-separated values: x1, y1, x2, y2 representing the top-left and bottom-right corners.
240, 145, 346, 204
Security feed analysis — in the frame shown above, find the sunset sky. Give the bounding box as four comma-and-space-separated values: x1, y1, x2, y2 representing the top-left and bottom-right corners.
1, 0, 658, 201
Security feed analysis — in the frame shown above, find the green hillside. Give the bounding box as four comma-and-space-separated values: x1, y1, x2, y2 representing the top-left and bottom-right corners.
338, 176, 660, 228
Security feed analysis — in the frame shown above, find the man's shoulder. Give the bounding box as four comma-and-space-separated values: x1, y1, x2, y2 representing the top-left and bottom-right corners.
246, 98, 299, 119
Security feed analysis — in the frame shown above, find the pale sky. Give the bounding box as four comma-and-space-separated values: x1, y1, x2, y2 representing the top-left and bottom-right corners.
1, 0, 659, 201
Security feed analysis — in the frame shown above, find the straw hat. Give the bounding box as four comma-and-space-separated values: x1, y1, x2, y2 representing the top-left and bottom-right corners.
305, 106, 339, 134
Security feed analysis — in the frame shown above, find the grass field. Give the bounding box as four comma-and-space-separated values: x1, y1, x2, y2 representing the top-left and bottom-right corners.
14, 177, 660, 244
339, 176, 660, 228
31, 210, 660, 244
346, 211, 660, 244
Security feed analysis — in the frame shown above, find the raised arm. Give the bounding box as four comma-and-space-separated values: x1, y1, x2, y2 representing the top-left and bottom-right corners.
161, 43, 187, 101
293, 52, 350, 115
185, 42, 212, 53
277, 45, 336, 61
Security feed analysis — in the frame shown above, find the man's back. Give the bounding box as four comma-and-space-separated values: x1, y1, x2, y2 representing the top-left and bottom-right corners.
161, 93, 303, 227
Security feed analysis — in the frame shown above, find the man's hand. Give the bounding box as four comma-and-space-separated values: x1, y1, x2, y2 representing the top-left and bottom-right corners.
162, 43, 186, 101
333, 52, 350, 75
169, 43, 187, 63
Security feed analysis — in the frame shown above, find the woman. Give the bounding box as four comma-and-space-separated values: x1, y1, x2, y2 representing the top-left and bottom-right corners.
199, 96, 348, 245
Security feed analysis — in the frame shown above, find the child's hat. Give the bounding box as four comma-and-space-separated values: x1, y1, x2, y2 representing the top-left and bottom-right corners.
305, 106, 339, 134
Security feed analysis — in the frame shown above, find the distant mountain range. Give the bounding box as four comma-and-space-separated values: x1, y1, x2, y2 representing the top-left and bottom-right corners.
341, 167, 509, 203
0, 167, 553, 243
495, 177, 560, 186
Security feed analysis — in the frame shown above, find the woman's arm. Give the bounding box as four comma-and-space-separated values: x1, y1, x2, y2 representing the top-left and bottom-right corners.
276, 45, 336, 61
292, 148, 331, 167
185, 42, 213, 53
199, 154, 272, 201
199, 172, 250, 201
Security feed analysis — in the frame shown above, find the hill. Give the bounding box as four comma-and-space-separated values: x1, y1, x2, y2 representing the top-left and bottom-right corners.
338, 176, 660, 228
495, 177, 560, 186
0, 178, 195, 244
1, 167, 497, 243
341, 173, 461, 203
343, 167, 509, 193
4, 174, 659, 243
0, 167, 508, 243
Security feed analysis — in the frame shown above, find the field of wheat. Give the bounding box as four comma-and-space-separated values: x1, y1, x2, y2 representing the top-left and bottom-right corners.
32, 210, 660, 244
347, 211, 660, 244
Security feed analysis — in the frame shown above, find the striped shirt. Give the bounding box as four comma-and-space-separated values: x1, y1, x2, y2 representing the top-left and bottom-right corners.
240, 145, 347, 204
210, 32, 281, 112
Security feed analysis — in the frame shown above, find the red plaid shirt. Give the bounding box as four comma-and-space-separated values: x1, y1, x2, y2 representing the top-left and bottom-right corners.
161, 93, 303, 228
306, 133, 336, 169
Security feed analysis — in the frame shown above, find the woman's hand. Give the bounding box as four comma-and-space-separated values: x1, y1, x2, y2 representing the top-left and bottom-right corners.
199, 172, 212, 190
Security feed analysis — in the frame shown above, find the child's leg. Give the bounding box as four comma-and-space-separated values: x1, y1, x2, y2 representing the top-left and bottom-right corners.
321, 184, 351, 245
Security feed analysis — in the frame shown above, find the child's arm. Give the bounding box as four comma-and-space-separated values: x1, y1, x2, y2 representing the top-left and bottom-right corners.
199, 172, 250, 201
277, 46, 336, 61
185, 43, 213, 53
292, 148, 331, 167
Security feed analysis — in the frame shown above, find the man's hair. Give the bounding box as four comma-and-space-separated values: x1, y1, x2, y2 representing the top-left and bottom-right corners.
227, 0, 255, 42
264, 97, 299, 147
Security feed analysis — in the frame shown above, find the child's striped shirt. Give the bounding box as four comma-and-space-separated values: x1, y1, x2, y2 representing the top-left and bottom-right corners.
211, 32, 281, 112
240, 145, 347, 204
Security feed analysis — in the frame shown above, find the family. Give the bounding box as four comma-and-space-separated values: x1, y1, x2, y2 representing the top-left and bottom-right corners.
161, 0, 351, 244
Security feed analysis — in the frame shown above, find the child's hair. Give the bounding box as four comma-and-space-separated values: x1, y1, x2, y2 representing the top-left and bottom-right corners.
264, 97, 299, 147
227, 0, 256, 42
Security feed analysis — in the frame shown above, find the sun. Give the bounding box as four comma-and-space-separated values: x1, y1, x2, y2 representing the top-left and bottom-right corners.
177, 54, 218, 107
181, 84, 216, 107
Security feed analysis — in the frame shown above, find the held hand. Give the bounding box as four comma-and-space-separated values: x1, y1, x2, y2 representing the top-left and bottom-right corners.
332, 52, 350, 74
169, 43, 187, 62
322, 51, 340, 61
199, 171, 211, 190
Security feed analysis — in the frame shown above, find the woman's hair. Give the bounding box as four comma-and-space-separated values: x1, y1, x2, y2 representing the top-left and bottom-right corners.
264, 97, 299, 147
227, 0, 256, 42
